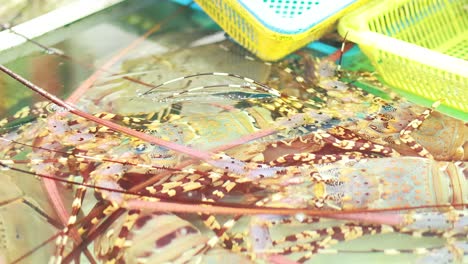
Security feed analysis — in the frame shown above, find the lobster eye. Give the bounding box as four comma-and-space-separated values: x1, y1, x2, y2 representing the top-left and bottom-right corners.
135, 143, 147, 152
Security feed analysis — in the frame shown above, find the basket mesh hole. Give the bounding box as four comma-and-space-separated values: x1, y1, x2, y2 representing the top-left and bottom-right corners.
263, 0, 320, 18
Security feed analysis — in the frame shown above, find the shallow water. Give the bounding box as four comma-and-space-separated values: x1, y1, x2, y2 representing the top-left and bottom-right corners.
0, 1, 465, 263
0, 0, 77, 27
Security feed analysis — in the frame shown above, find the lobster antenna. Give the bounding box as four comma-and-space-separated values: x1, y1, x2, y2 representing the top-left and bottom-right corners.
1, 24, 279, 102
11, 232, 62, 264
0, 137, 181, 172
139, 72, 281, 98
0, 63, 225, 164
0, 23, 164, 92
336, 31, 349, 72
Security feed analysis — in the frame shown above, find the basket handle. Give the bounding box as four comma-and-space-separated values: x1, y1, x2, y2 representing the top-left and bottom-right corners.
338, 29, 467, 78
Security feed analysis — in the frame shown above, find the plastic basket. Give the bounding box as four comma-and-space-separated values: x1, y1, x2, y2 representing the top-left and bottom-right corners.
194, 0, 369, 61
338, 0, 467, 117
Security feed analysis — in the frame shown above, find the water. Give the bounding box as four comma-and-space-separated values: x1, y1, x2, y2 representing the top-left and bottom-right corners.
0, 0, 465, 263
0, 0, 77, 27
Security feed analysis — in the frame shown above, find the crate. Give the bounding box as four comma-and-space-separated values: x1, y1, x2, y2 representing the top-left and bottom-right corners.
338, 0, 467, 118
194, 0, 369, 61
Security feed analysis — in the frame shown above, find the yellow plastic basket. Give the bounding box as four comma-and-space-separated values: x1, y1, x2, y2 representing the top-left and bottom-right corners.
194, 0, 370, 61
338, 0, 467, 117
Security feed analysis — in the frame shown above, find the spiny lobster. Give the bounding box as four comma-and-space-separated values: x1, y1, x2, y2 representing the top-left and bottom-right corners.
0, 10, 466, 264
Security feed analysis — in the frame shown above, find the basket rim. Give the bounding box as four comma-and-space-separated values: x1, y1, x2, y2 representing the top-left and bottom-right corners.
238, 0, 359, 34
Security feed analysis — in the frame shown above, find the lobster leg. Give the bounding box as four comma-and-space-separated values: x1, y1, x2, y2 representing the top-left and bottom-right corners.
399, 101, 441, 159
